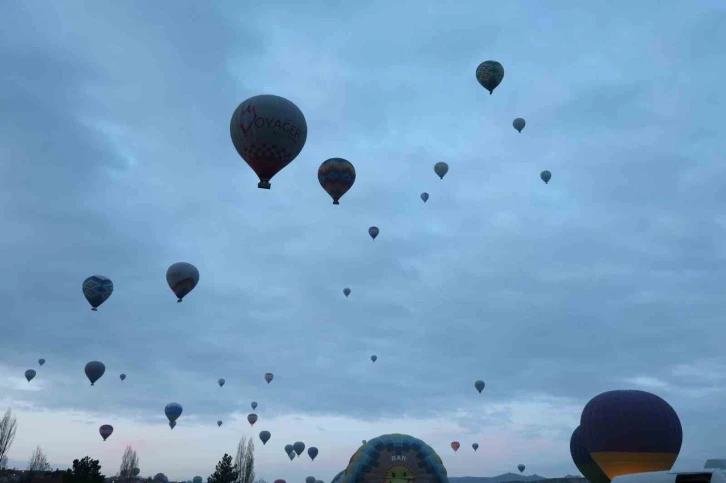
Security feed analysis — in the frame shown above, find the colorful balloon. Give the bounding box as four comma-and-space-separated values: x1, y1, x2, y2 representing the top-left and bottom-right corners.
475, 380, 485, 393
248, 413, 258, 426
368, 226, 379, 240
472, 443, 479, 451
570, 426, 610, 483
230, 95, 308, 189
513, 118, 526, 133
85, 361, 106, 386
25, 369, 36, 382
218, 378, 225, 387
293, 441, 305, 456
420, 192, 429, 203
120, 373, 126, 381
166, 262, 199, 302
475, 61, 504, 94
540, 170, 552, 184
82, 275, 113, 311
318, 158, 356, 204
38, 359, 45, 366
265, 372, 274, 384
518, 464, 526, 473
99, 424, 113, 441
344, 288, 351, 297
259, 430, 271, 445
371, 355, 377, 363
308, 447, 318, 461
434, 162, 448, 179
251, 401, 258, 410
451, 441, 460, 452
580, 390, 683, 479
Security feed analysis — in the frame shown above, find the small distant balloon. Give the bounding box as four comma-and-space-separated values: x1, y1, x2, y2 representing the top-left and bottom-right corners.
25, 369, 36, 382
368, 226, 379, 240
475, 61, 505, 95
82, 275, 114, 311
371, 355, 377, 363
99, 424, 113, 441
288, 452, 296, 462
218, 378, 225, 387
472, 443, 479, 451
247, 413, 258, 426
251, 401, 258, 410
275, 480, 286, 483
38, 358, 45, 366
513, 118, 526, 133
306, 478, 315, 483
166, 262, 199, 302
434, 162, 449, 179
318, 158, 356, 204
120, 374, 126, 381
343, 287, 351, 297
308, 447, 318, 461
133, 469, 140, 477
259, 430, 271, 445
518, 465, 526, 473
193, 477, 202, 483
475, 380, 485, 393
85, 361, 106, 386
265, 372, 274, 384
540, 170, 552, 184
217, 420, 223, 427
451, 441, 460, 452
420, 192, 429, 203
293, 441, 306, 456
284, 444, 294, 455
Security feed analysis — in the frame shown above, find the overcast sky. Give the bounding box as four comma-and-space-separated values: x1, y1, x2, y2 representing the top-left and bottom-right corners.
1, 1, 726, 482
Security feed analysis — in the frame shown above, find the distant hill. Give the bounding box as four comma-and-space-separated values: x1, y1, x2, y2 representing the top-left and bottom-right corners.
451, 475, 586, 483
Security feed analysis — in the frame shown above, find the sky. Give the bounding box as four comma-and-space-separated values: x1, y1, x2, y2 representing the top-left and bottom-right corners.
1, 0, 726, 482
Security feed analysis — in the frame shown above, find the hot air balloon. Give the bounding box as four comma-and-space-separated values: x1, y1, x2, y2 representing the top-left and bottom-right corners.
518, 465, 526, 473
274, 480, 286, 483
451, 441, 460, 452
306, 478, 315, 483
217, 420, 223, 427
165, 402, 183, 429
218, 378, 225, 387
475, 380, 485, 393
420, 192, 429, 203
293, 441, 305, 456
540, 170, 551, 184
368, 226, 379, 240
371, 355, 377, 363
251, 401, 258, 410
580, 390, 683, 480
346, 434, 448, 483
38, 359, 45, 366
85, 361, 106, 386
166, 262, 199, 302
475, 61, 505, 94
230, 94, 308, 189
513, 118, 526, 133
265, 372, 274, 384
25, 369, 36, 382
434, 162, 448, 179
288, 452, 295, 462
82, 275, 114, 311
343, 288, 351, 297
315, 480, 323, 483
472, 443, 479, 451
133, 468, 140, 477
308, 447, 318, 461
120, 373, 126, 381
570, 426, 610, 483
318, 158, 356, 204
99, 424, 113, 441
193, 477, 202, 483
331, 471, 345, 483
248, 413, 258, 426
284, 444, 294, 456
153, 474, 167, 483
259, 430, 271, 445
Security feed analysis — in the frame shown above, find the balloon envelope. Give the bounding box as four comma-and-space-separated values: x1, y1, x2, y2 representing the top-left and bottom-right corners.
230, 94, 308, 189
193, 477, 202, 483
347, 434, 448, 483
580, 390, 683, 479
540, 170, 552, 184
133, 469, 140, 477
166, 262, 199, 302
99, 424, 113, 441
82, 275, 114, 310
259, 430, 271, 445
217, 420, 223, 427
318, 158, 356, 204
293, 441, 305, 456
518, 465, 525, 473
368, 226, 379, 240
85, 361, 106, 386
120, 373, 126, 381
451, 441, 460, 452
472, 443, 479, 451
306, 478, 315, 483
251, 401, 258, 410
420, 192, 429, 202
475, 61, 505, 94
265, 372, 274, 383
474, 380, 485, 393
371, 355, 377, 362
288, 452, 295, 461
165, 402, 183, 422
308, 447, 318, 460
38, 358, 45, 366
513, 118, 526, 133
248, 413, 258, 426
284, 444, 294, 455
434, 162, 448, 179
331, 471, 345, 483
25, 369, 36, 382
570, 426, 611, 483
218, 378, 225, 387
344, 288, 351, 297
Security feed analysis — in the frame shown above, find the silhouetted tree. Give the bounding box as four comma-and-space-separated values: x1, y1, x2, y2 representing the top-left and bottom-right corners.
62, 456, 105, 483
0, 409, 18, 470
119, 444, 139, 482
234, 437, 254, 483
208, 454, 237, 483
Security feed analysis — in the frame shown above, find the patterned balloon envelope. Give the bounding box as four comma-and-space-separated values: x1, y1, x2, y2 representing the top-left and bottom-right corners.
82, 275, 114, 311
475, 61, 505, 94
318, 158, 356, 204
166, 262, 199, 302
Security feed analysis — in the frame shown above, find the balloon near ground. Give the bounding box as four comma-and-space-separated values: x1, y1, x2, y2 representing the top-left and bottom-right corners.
343, 434, 448, 483
230, 94, 308, 189
518, 464, 525, 473
570, 425, 610, 483
580, 390, 683, 479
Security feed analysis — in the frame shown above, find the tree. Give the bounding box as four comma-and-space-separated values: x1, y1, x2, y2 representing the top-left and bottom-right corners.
0, 408, 18, 470
62, 456, 105, 483
234, 437, 255, 483
27, 446, 52, 472
119, 444, 139, 481
208, 454, 237, 483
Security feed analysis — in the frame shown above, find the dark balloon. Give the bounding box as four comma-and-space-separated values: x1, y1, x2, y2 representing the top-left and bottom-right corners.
284, 444, 294, 455
85, 361, 106, 386
165, 403, 183, 423
434, 162, 449, 179
217, 420, 223, 427
25, 369, 36, 382
193, 477, 202, 483
307, 447, 318, 460
318, 158, 356, 204
420, 192, 429, 203
475, 61, 504, 94
99, 424, 113, 441
251, 401, 258, 410
169, 421, 176, 430
230, 95, 308, 189
518, 465, 525, 473
120, 373, 126, 381
166, 262, 199, 302
265, 372, 274, 384
259, 431, 271, 445
474, 380, 485, 393
368, 226, 379, 240
371, 355, 377, 363
472, 443, 479, 451
513, 118, 526, 133
344, 288, 351, 297
38, 359, 45, 366
306, 478, 315, 483
248, 413, 258, 426
570, 426, 610, 483
133, 469, 141, 477
293, 441, 305, 456
218, 378, 225, 387
82, 275, 114, 311
580, 390, 683, 479
540, 170, 552, 184
451, 441, 460, 452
